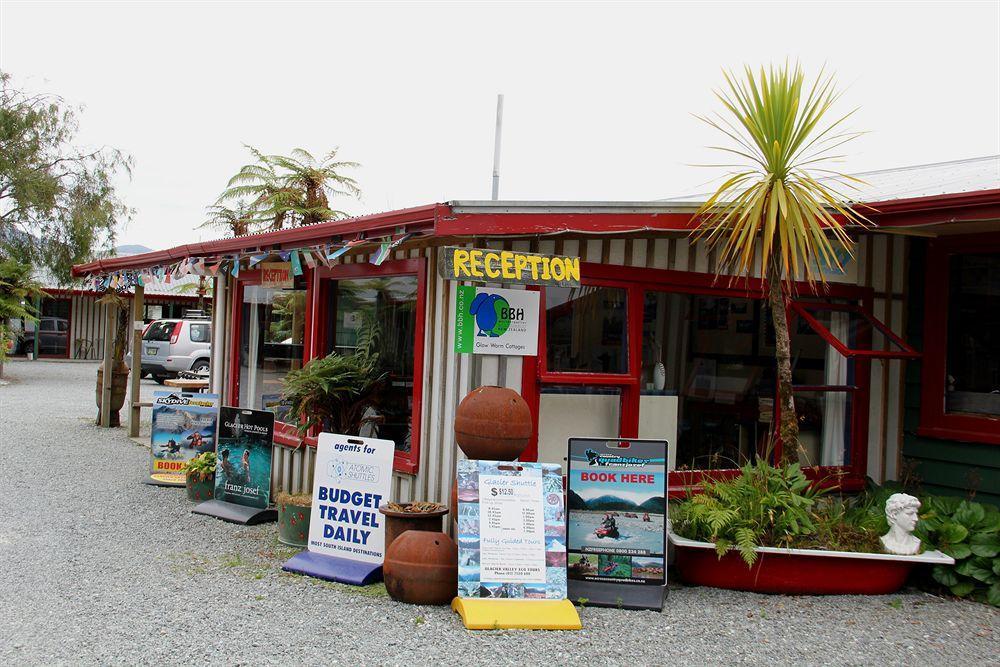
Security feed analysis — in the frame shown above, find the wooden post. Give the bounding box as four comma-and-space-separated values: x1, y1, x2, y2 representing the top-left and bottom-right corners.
128, 285, 145, 437
99, 300, 116, 428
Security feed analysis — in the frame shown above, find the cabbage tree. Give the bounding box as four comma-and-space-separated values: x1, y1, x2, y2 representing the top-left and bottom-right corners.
692, 64, 868, 466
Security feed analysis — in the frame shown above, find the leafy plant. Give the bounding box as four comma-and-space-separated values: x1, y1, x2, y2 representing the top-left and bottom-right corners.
0, 257, 44, 367
915, 496, 1000, 607
280, 320, 388, 435
671, 459, 826, 565
182, 452, 217, 482
691, 63, 868, 465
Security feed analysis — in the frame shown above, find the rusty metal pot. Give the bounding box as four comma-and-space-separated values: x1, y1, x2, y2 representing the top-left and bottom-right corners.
454, 386, 532, 460
383, 530, 458, 605
378, 504, 449, 551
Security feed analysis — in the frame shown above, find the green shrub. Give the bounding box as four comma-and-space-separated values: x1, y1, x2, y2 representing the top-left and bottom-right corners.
915, 496, 1000, 607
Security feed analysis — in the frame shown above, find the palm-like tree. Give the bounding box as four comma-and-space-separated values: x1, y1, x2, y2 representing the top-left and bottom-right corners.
692, 63, 868, 466
217, 146, 360, 230
200, 202, 258, 237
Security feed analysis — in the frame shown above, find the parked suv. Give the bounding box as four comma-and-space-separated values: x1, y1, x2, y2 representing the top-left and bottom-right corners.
131, 318, 212, 383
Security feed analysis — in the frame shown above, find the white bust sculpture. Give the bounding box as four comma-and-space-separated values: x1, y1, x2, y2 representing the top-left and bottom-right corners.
881, 493, 922, 555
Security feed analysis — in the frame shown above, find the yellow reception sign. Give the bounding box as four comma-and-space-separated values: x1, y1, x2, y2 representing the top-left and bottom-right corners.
438, 246, 581, 287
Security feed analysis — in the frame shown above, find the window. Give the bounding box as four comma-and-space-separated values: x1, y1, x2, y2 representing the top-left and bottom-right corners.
38, 298, 70, 357
326, 275, 418, 454
545, 286, 628, 374
945, 253, 1000, 417
189, 323, 211, 343
143, 321, 174, 342
316, 259, 427, 474
920, 237, 1000, 445
237, 278, 307, 419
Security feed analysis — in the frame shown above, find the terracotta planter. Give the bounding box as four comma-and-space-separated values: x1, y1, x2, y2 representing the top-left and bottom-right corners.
186, 474, 214, 502
454, 386, 532, 460
669, 533, 954, 595
379, 505, 449, 551
278, 501, 311, 548
384, 530, 458, 605
95, 363, 129, 427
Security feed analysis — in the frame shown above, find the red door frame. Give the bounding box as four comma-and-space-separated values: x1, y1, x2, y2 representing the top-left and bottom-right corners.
918, 233, 1000, 445
521, 262, 876, 493
227, 267, 315, 446
312, 258, 427, 474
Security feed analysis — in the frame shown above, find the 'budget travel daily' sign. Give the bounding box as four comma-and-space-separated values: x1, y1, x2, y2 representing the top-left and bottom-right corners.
215, 407, 275, 509
307, 433, 395, 564
438, 246, 581, 287
454, 285, 539, 356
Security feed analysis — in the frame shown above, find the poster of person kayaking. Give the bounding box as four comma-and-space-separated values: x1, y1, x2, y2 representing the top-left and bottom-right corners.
148, 391, 220, 486
566, 438, 667, 587
214, 407, 274, 509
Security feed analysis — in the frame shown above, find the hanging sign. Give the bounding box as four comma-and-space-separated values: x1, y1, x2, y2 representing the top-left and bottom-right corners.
148, 391, 220, 486
260, 262, 293, 289
454, 285, 539, 356
457, 460, 567, 600
438, 246, 581, 287
307, 433, 395, 564
214, 407, 275, 509
566, 437, 668, 610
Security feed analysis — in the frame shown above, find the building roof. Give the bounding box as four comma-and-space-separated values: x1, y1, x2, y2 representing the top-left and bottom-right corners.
663, 155, 1000, 204
72, 158, 1000, 278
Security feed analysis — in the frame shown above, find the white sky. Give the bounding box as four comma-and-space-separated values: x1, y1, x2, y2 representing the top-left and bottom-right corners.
2, 1, 998, 251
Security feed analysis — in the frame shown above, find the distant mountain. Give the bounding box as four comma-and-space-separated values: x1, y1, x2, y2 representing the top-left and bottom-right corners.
115, 244, 154, 256
567, 489, 588, 510
638, 496, 666, 513
585, 494, 639, 512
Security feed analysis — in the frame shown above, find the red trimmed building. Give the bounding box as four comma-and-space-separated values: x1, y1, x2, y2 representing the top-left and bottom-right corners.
73, 156, 1000, 505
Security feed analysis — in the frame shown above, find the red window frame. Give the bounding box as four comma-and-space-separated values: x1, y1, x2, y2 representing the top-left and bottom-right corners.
313, 258, 427, 474
227, 268, 315, 447
918, 233, 1000, 445
521, 262, 876, 493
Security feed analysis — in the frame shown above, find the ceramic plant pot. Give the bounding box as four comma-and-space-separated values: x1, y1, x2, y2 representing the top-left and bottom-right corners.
379, 504, 449, 552
453, 386, 532, 460
278, 500, 311, 548
186, 474, 214, 502
383, 530, 458, 605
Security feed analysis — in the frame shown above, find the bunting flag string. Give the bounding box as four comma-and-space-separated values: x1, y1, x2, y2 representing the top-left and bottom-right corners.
290, 249, 304, 276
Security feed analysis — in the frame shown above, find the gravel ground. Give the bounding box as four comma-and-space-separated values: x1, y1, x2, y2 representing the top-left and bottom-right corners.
1, 360, 997, 666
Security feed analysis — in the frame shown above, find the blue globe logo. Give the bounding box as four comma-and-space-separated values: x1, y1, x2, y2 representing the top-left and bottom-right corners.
469, 293, 512, 337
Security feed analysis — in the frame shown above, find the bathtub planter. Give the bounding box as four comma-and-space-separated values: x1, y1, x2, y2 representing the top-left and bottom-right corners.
669, 532, 955, 595
277, 493, 312, 548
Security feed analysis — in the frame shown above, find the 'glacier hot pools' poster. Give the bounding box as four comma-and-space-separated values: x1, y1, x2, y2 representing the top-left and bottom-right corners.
214, 407, 275, 509
149, 392, 219, 485
566, 438, 667, 587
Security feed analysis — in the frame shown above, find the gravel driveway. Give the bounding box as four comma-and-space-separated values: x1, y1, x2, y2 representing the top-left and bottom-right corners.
1, 360, 997, 666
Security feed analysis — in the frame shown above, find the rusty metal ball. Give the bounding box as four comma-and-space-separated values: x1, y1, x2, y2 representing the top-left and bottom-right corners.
454, 386, 532, 461
383, 530, 458, 605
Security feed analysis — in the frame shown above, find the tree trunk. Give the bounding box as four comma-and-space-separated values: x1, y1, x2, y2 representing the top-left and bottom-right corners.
767, 262, 799, 467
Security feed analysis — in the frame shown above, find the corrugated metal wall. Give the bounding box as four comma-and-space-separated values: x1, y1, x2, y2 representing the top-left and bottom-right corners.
66, 294, 197, 360
266, 232, 909, 502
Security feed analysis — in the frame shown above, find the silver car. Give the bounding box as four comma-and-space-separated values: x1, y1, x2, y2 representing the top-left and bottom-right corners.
131, 318, 212, 383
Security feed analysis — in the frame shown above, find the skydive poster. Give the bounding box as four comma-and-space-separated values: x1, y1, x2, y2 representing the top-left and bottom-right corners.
214, 407, 274, 509
457, 460, 567, 600
149, 391, 220, 486
566, 438, 667, 588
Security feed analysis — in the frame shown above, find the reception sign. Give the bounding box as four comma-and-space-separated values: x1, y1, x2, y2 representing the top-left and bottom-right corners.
454, 285, 539, 356
260, 262, 293, 289
148, 391, 219, 486
214, 407, 275, 509
438, 246, 580, 287
457, 460, 567, 600
308, 433, 395, 564
566, 437, 668, 610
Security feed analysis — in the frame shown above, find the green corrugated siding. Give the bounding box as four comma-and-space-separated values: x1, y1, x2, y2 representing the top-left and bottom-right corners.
901, 239, 1000, 507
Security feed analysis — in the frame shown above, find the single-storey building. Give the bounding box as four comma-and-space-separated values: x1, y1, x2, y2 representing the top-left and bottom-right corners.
72, 156, 1000, 506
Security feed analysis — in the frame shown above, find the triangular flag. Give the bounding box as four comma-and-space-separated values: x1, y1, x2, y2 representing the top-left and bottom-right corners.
290, 250, 303, 276
302, 248, 317, 269
370, 239, 392, 266
249, 252, 269, 267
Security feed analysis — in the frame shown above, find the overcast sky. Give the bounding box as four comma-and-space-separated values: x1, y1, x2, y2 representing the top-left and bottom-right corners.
2, 1, 998, 251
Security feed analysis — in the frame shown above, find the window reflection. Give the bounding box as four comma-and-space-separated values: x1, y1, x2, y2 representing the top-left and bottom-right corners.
327, 276, 418, 453
545, 285, 627, 373
239, 279, 307, 421
946, 253, 1000, 417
